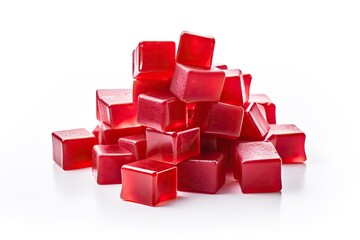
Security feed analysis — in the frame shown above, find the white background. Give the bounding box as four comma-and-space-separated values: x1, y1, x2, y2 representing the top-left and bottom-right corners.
1, 0, 359, 239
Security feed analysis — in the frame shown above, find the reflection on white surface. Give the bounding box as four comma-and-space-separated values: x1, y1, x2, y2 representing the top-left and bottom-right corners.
282, 163, 306, 192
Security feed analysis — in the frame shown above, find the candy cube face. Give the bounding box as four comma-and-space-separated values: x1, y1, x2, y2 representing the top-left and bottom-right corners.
192, 102, 244, 140
121, 159, 177, 206
249, 94, 276, 124
137, 92, 187, 132
52, 128, 97, 170
242, 74, 252, 104
240, 102, 270, 141
220, 69, 246, 106
92, 145, 135, 185
118, 134, 147, 161
200, 134, 218, 152
170, 63, 225, 103
99, 123, 145, 145
177, 152, 225, 194
176, 31, 215, 69
267, 124, 307, 163
92, 125, 100, 144
132, 79, 170, 105
132, 41, 176, 80
234, 141, 282, 193
146, 127, 200, 164
96, 89, 124, 121
98, 89, 137, 129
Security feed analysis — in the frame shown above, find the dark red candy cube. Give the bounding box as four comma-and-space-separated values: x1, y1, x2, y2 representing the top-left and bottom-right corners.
170, 63, 225, 103
99, 123, 145, 145
92, 145, 135, 185
243, 74, 252, 104
137, 92, 187, 132
176, 31, 215, 69
146, 127, 200, 164
121, 159, 177, 206
213, 63, 228, 70
132, 79, 170, 105
132, 41, 175, 80
96, 89, 122, 121
240, 102, 270, 141
118, 134, 147, 161
52, 128, 97, 170
98, 89, 137, 128
233, 141, 282, 193
220, 69, 246, 106
192, 102, 244, 140
266, 124, 307, 163
200, 134, 218, 152
249, 94, 276, 124
177, 152, 225, 194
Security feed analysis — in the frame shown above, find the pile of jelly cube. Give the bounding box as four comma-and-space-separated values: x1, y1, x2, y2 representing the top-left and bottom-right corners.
52, 31, 307, 206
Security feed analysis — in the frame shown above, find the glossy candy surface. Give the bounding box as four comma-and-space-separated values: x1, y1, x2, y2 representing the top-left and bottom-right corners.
240, 102, 270, 141
99, 123, 145, 145
249, 94, 276, 124
121, 159, 177, 206
242, 74, 252, 104
132, 79, 170, 105
118, 134, 147, 161
220, 69, 246, 106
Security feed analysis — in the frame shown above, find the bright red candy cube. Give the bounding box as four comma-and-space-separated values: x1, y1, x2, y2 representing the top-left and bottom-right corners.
132, 79, 170, 105
118, 134, 147, 161
266, 124, 307, 163
240, 102, 270, 141
176, 31, 215, 69
137, 92, 187, 132
220, 69, 246, 106
170, 63, 225, 103
97, 89, 137, 129
146, 127, 200, 164
243, 74, 252, 104
52, 128, 97, 170
249, 94, 276, 124
92, 145, 135, 185
99, 123, 145, 145
192, 102, 244, 140
233, 141, 282, 193
121, 159, 177, 206
96, 89, 122, 121
177, 152, 225, 194
132, 41, 175, 80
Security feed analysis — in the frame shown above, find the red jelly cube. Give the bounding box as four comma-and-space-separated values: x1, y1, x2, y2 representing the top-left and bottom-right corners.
118, 134, 147, 161
99, 123, 145, 145
132, 41, 175, 80
192, 102, 244, 140
243, 74, 252, 104
176, 31, 215, 69
177, 152, 225, 194
233, 141, 282, 193
92, 145, 135, 185
266, 124, 307, 163
92, 125, 100, 144
137, 92, 187, 132
200, 134, 218, 152
220, 69, 246, 106
132, 79, 170, 105
121, 159, 177, 206
52, 128, 97, 170
146, 127, 200, 164
213, 63, 228, 70
170, 63, 225, 103
98, 89, 137, 129
96, 89, 121, 121
249, 94, 276, 124
240, 102, 270, 141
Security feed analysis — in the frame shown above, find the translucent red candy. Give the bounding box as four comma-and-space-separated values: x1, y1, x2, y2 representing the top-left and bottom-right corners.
177, 152, 225, 194
118, 134, 147, 161
233, 141, 282, 193
52, 128, 97, 170
266, 124, 307, 163
249, 94, 276, 124
132, 41, 175, 80
99, 123, 144, 145
121, 159, 177, 206
243, 74, 252, 104
240, 102, 270, 141
92, 145, 135, 185
220, 69, 246, 106
132, 79, 170, 105
137, 91, 187, 132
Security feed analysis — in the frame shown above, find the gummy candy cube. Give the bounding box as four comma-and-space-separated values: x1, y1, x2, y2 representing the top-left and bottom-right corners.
233, 141, 282, 193
200, 134, 218, 152
240, 102, 270, 141
177, 152, 225, 194
249, 94, 276, 124
176, 31, 215, 69
92, 125, 100, 144
52, 128, 97, 170
92, 145, 135, 185
118, 134, 147, 161
99, 123, 145, 145
192, 102, 244, 140
146, 127, 200, 164
266, 124, 307, 163
220, 69, 246, 106
170, 63, 225, 103
121, 159, 177, 206
97, 89, 137, 129
132, 41, 175, 80
96, 89, 122, 120
243, 74, 252, 104
137, 92, 187, 132
132, 79, 170, 105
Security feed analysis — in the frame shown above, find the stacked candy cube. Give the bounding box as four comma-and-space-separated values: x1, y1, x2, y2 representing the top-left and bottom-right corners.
52, 31, 307, 206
